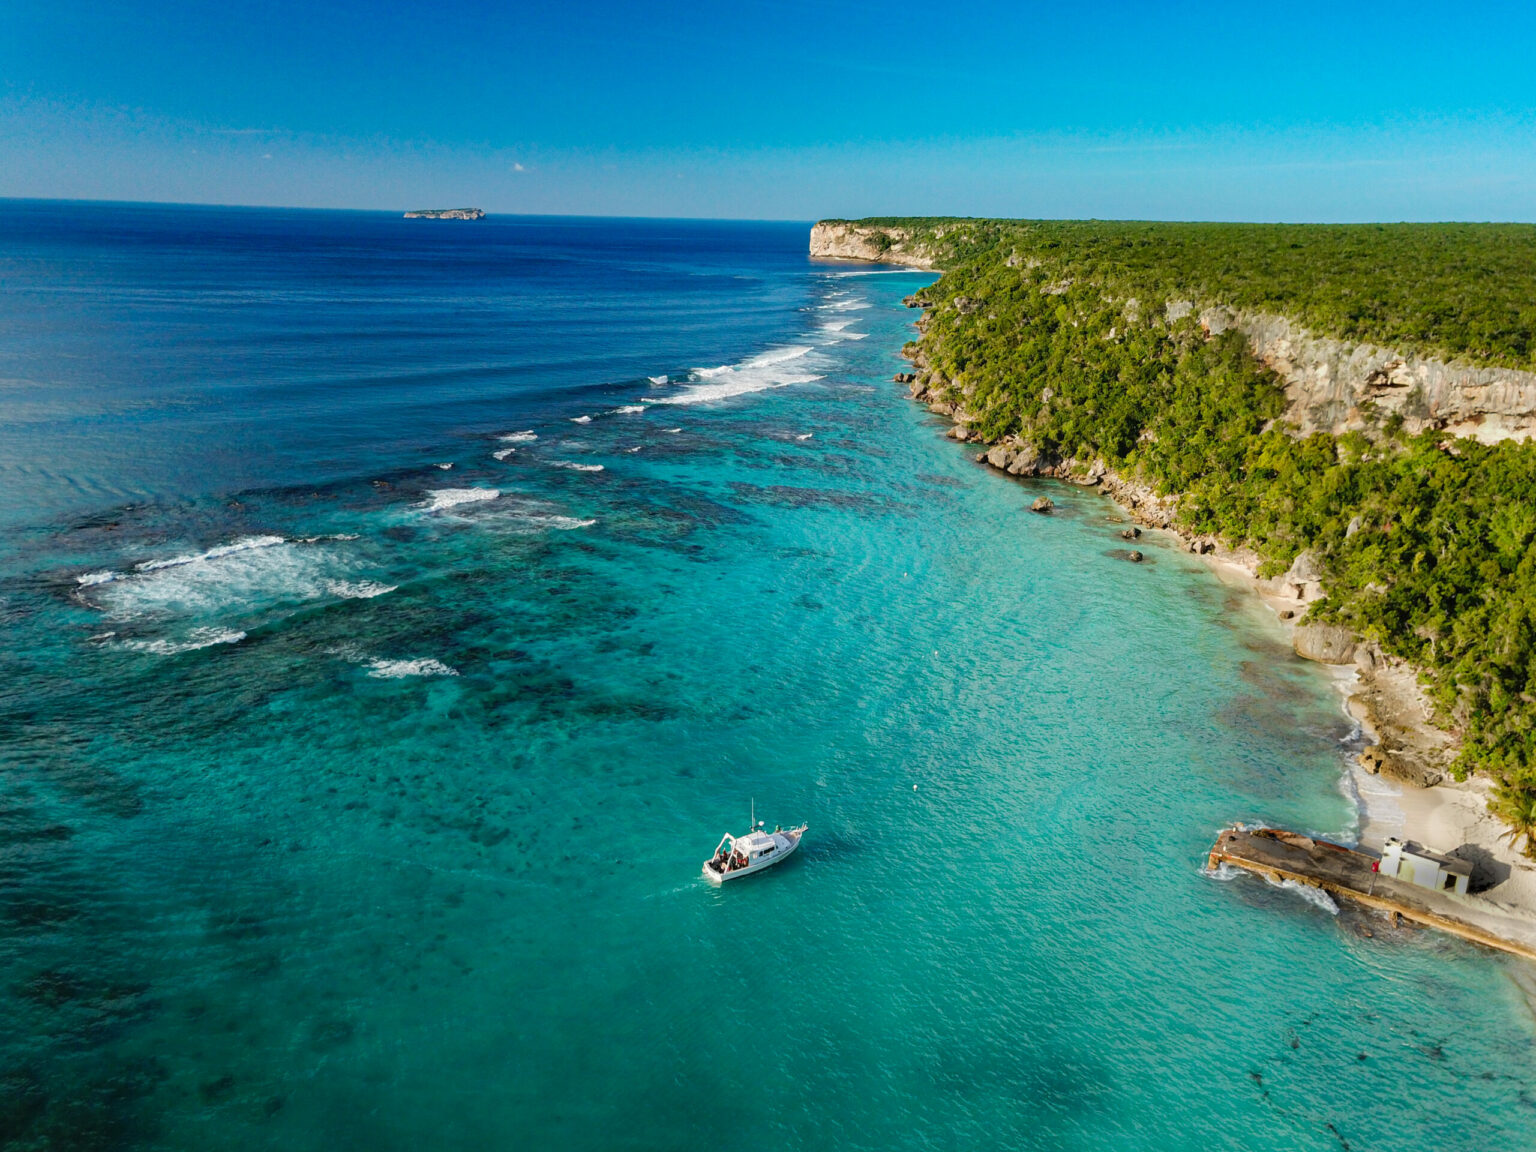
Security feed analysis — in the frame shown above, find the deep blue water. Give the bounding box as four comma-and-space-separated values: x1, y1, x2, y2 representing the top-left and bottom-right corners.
1, 201, 1533, 1151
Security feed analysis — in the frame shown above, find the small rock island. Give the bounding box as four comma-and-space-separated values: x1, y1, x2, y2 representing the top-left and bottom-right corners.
403, 208, 485, 220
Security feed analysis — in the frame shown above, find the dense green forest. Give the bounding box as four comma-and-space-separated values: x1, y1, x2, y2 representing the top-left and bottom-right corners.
867, 219, 1536, 848
833, 217, 1536, 369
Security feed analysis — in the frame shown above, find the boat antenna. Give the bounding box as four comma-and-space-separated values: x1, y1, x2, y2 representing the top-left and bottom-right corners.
751, 797, 755, 830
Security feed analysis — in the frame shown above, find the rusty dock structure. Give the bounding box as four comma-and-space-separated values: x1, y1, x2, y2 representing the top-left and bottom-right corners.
1208, 826, 1536, 962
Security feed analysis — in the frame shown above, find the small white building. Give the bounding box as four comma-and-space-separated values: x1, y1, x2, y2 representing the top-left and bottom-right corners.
1379, 838, 1472, 896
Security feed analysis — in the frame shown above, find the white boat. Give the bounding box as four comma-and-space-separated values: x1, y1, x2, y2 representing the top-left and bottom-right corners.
702, 811, 806, 884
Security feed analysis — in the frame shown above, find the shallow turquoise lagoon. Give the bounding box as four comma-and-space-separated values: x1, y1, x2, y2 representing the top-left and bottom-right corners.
1, 206, 1532, 1150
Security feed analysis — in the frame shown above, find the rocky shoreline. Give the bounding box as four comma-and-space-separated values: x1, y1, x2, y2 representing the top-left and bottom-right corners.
894, 300, 1536, 949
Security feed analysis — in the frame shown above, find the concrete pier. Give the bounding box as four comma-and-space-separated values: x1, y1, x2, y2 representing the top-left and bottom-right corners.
1208, 826, 1536, 962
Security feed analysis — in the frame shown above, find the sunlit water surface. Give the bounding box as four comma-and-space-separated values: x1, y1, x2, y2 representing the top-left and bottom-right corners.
1, 203, 1533, 1151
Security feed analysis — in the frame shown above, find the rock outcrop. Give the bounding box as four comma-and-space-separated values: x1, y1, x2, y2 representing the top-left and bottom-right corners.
1292, 623, 1357, 665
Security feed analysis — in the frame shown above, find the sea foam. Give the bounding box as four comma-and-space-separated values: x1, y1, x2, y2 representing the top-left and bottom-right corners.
325, 580, 397, 599
654, 346, 823, 405
135, 535, 285, 573
119, 627, 247, 655
367, 657, 458, 679
421, 487, 499, 511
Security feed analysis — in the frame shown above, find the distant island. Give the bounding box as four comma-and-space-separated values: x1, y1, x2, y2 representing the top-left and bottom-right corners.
403, 208, 485, 220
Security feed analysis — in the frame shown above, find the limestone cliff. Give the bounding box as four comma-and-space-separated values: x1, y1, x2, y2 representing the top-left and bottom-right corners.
809, 222, 939, 269
1212, 308, 1536, 444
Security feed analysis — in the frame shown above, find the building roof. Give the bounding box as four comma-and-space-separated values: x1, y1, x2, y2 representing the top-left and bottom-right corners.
1393, 840, 1473, 876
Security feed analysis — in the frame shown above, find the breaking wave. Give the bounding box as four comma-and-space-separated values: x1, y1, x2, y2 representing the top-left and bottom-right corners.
119, 627, 247, 655
651, 346, 823, 405
500, 431, 538, 443
367, 657, 459, 679
421, 487, 499, 511
325, 580, 397, 599
136, 535, 285, 573
78, 534, 387, 627
553, 461, 604, 472
1266, 874, 1341, 915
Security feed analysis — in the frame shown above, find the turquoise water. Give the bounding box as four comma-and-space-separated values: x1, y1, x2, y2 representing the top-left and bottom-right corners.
1, 205, 1533, 1150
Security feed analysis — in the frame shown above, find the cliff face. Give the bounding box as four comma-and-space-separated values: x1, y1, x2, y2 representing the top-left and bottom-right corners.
809, 222, 938, 269
1211, 308, 1536, 445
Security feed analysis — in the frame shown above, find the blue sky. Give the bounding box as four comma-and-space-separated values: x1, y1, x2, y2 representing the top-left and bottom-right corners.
4, 0, 1535, 219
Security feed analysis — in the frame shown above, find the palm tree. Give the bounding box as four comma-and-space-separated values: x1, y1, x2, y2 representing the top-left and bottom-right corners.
1492, 784, 1536, 860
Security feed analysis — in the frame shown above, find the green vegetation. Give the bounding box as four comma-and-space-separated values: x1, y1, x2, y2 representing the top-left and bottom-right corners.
836, 217, 1536, 370
879, 218, 1536, 838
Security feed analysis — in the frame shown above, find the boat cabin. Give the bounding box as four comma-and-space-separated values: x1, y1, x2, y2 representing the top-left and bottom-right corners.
708, 829, 785, 874
1379, 837, 1472, 895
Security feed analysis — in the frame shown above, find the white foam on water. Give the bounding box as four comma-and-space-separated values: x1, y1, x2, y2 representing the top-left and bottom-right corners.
77, 571, 117, 586
553, 461, 604, 472
366, 657, 458, 679
135, 534, 286, 573
1202, 861, 1246, 882
657, 346, 823, 405
524, 514, 596, 530
86, 536, 346, 623
435, 462, 454, 470
492, 448, 516, 461
570, 415, 592, 424
325, 580, 397, 599
1264, 873, 1341, 915
624, 446, 642, 453
647, 375, 668, 385
421, 487, 499, 511
500, 431, 538, 443
664, 427, 682, 434
824, 298, 870, 311
819, 319, 855, 331
119, 627, 247, 655
613, 405, 647, 414
795, 433, 813, 441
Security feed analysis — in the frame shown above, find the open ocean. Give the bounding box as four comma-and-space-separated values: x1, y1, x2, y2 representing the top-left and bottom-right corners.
1, 201, 1533, 1151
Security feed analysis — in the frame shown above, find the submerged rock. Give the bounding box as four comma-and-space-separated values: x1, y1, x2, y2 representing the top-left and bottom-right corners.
1031, 496, 1054, 514
1128, 550, 1143, 562
1120, 527, 1141, 540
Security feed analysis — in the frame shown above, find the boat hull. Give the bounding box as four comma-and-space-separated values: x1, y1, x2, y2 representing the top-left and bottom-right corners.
702, 829, 802, 884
